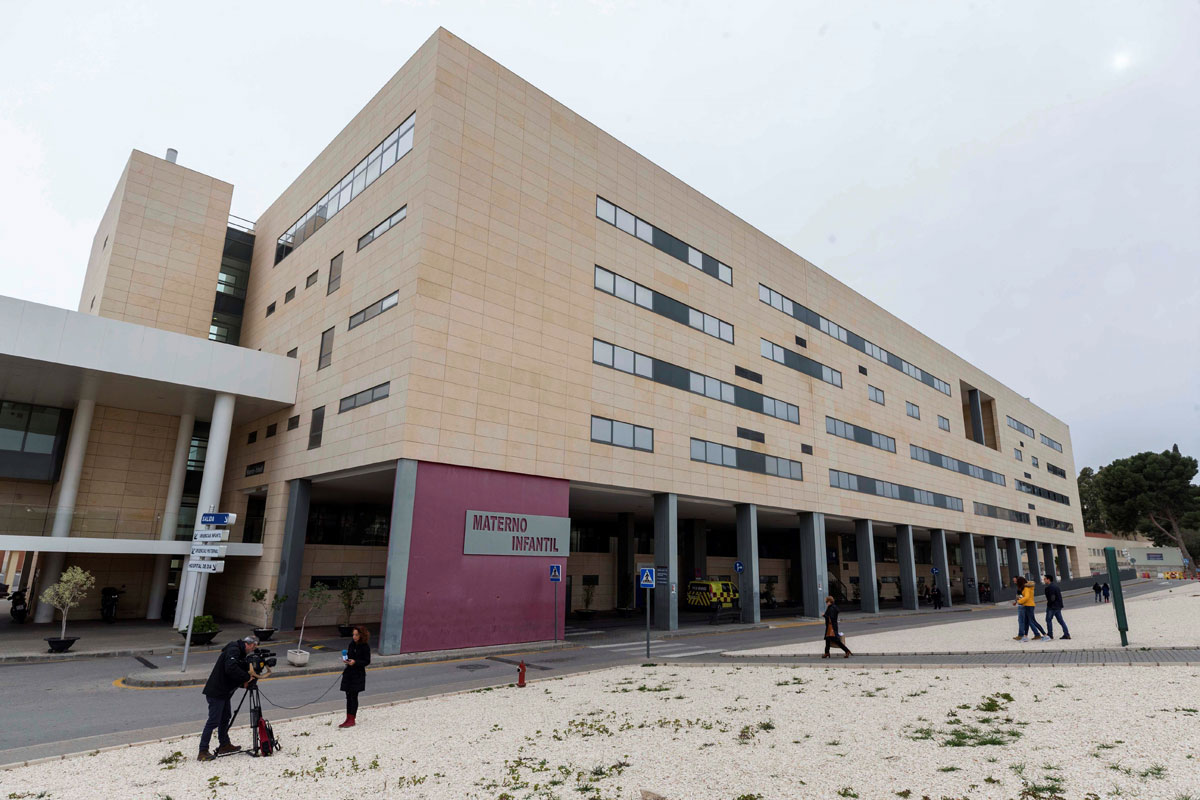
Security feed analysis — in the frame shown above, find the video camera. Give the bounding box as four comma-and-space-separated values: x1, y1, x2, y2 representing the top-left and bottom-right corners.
246, 647, 277, 675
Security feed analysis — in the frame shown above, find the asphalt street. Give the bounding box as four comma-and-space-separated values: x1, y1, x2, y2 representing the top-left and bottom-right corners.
0, 580, 1168, 766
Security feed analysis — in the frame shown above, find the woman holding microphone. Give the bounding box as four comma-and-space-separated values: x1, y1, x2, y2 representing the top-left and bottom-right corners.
338, 625, 371, 728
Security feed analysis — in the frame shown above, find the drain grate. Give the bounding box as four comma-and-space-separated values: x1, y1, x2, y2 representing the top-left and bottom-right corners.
456, 663, 490, 671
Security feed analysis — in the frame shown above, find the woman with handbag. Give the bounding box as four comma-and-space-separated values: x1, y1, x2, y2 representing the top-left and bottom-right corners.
338, 625, 371, 728
822, 595, 852, 658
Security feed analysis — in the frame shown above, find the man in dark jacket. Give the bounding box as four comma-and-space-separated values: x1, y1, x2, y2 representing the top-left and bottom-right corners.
1042, 576, 1070, 640
198, 636, 258, 761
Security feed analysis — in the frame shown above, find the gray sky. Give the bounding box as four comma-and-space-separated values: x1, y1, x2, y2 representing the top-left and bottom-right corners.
1, 1, 1196, 473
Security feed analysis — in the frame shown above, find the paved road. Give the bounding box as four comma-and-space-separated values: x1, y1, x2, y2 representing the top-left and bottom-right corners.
0, 579, 1174, 766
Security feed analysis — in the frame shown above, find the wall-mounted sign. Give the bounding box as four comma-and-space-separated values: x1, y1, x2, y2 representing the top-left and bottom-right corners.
463, 510, 570, 556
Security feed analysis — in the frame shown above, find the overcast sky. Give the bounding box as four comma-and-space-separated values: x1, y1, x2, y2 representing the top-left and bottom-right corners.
1, 1, 1196, 473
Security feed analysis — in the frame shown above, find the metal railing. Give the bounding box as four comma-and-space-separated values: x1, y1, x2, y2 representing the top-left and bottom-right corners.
227, 214, 256, 233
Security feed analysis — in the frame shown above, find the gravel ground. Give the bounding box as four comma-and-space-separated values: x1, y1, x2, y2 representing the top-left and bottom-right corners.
2, 663, 1199, 799
738, 584, 1200, 656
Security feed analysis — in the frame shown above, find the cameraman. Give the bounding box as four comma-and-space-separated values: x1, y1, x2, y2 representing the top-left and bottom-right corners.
198, 635, 259, 761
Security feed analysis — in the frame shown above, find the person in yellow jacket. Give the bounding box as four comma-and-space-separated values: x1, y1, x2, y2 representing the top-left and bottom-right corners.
1011, 576, 1047, 642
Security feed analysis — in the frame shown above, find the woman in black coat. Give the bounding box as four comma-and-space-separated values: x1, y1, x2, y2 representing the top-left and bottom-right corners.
338, 625, 371, 728
822, 595, 851, 658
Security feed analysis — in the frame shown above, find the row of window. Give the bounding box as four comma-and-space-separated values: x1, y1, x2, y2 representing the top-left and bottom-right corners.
974, 502, 1031, 524
829, 469, 964, 511
276, 112, 415, 264
868, 387, 951, 434
596, 197, 733, 285
590, 415, 654, 452
910, 444, 1007, 486
1036, 516, 1075, 532
357, 206, 407, 251
592, 339, 800, 424
691, 438, 804, 481
339, 382, 390, 414
1046, 463, 1067, 479
0, 401, 62, 455
267, 249, 345, 320
1015, 479, 1071, 506
594, 266, 733, 343
349, 291, 399, 330
826, 416, 897, 453
1040, 433, 1063, 453
1006, 415, 1035, 437
760, 339, 843, 387
758, 283, 951, 396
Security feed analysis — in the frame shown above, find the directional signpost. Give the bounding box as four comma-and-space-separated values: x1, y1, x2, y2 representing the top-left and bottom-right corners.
640, 568, 655, 659
181, 511, 236, 673
734, 561, 744, 574
549, 564, 562, 641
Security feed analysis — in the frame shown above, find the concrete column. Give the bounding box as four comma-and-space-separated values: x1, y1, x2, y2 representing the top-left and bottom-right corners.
798, 512, 826, 617
1005, 538, 1023, 586
32, 394, 96, 623
967, 389, 985, 445
735, 504, 760, 624
691, 522, 707, 582
379, 460, 418, 655
1025, 540, 1042, 581
3, 551, 20, 587
1056, 544, 1073, 581
1041, 542, 1056, 580
960, 532, 980, 604
616, 512, 635, 609
146, 413, 195, 620
653, 493, 678, 631
275, 479, 311, 631
855, 519, 878, 614
177, 392, 235, 627
983, 535, 1003, 602
895, 524, 918, 610
930, 529, 952, 607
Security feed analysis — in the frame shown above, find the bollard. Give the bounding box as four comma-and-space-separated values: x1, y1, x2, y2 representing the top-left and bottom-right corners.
517, 660, 526, 688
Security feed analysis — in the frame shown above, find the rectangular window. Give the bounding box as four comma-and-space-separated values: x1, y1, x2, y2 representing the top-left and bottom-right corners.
594, 265, 733, 343
590, 415, 653, 452
286, 347, 298, 359
284, 287, 296, 303
245, 461, 265, 477
869, 385, 885, 405
307, 406, 325, 450
306, 271, 318, 288
759, 338, 842, 388
357, 206, 408, 251
737, 427, 765, 443
276, 112, 414, 264
691, 437, 802, 482
1036, 516, 1073, 532
758, 282, 951, 396
1016, 479, 1071, 505
910, 444, 1006, 485
938, 415, 950, 432
825, 416, 896, 453
339, 382, 390, 413
318, 327, 334, 370
596, 197, 733, 285
287, 415, 300, 431
1039, 433, 1064, 452
247, 431, 257, 444
1006, 415, 1035, 437
1014, 448, 1023, 462
1031, 456, 1039, 468
349, 290, 399, 330
828, 469, 963, 511
266, 423, 277, 438
1046, 463, 1067, 479
327, 252, 343, 295
734, 366, 763, 384
266, 302, 275, 317
906, 401, 920, 419
973, 502, 1031, 524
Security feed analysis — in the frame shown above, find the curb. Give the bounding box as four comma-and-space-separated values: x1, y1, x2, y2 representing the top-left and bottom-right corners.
681, 659, 1199, 670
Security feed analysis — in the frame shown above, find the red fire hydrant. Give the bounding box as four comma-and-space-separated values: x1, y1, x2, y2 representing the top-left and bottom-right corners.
517, 660, 527, 688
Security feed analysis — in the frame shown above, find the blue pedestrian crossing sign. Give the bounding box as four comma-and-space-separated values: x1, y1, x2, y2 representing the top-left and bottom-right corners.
549, 564, 562, 582
639, 568, 655, 589
734, 560, 744, 574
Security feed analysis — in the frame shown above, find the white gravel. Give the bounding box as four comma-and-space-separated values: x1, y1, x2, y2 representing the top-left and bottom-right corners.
2, 663, 1199, 799
737, 583, 1200, 656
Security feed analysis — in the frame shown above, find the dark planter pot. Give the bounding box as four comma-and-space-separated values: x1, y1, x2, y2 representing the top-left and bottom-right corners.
337, 624, 355, 637
253, 627, 276, 642
45, 637, 79, 654
180, 629, 220, 646
574, 609, 597, 621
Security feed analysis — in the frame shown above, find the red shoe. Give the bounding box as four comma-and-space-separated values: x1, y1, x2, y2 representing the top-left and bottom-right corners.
337, 715, 356, 728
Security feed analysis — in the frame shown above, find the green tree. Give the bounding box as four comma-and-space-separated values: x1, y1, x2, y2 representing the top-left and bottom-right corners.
1077, 466, 1111, 533
1095, 445, 1200, 573
39, 565, 96, 640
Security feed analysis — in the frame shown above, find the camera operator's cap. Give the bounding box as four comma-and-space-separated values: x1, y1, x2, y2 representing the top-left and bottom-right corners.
242, 635, 259, 646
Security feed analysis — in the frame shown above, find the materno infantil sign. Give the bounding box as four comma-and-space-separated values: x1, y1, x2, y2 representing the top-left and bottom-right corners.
463, 510, 570, 556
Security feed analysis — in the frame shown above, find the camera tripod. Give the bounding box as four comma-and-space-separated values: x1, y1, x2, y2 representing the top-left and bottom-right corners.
223, 676, 277, 757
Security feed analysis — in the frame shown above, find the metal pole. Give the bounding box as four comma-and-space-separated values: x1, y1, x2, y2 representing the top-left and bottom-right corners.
180, 572, 202, 673
645, 587, 650, 659
553, 580, 558, 642
1104, 546, 1129, 647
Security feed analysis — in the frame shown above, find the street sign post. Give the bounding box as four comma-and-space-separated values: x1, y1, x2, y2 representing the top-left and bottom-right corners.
1103, 546, 1130, 647
186, 560, 226, 574
549, 564, 562, 641
200, 512, 237, 526
190, 545, 227, 559
734, 561, 744, 574
181, 510, 233, 673
193, 530, 230, 542
640, 568, 655, 659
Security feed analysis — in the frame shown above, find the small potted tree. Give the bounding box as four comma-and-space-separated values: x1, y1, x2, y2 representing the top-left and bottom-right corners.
287, 584, 330, 667
337, 576, 364, 637
181, 614, 221, 646
40, 565, 95, 653
576, 584, 597, 621
250, 588, 287, 641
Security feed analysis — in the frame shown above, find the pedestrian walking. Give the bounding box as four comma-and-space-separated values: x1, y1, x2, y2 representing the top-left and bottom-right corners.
1042, 575, 1071, 640
1011, 577, 1046, 642
1092, 581, 1102, 603
931, 584, 943, 610
1102, 582, 1111, 603
822, 596, 852, 658
338, 625, 372, 728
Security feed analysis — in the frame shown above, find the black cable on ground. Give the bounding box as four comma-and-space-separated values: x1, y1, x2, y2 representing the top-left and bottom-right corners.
256, 673, 343, 710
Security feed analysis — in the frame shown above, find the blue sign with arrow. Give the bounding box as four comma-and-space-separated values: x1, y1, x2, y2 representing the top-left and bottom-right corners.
200, 512, 236, 526
734, 560, 744, 574
639, 568, 655, 589
931, 567, 940, 575
549, 564, 562, 582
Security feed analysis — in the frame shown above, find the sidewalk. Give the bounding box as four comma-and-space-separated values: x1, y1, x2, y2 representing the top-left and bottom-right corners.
711, 647, 1200, 667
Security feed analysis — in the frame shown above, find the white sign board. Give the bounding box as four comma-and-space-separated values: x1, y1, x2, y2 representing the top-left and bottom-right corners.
463, 510, 570, 556
190, 545, 227, 558
187, 560, 225, 574
193, 530, 230, 542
